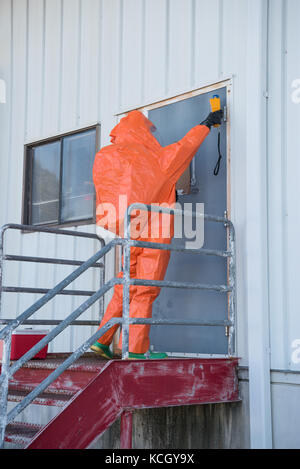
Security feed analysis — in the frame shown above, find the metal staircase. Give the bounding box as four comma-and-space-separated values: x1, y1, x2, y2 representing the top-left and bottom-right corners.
2, 355, 239, 449
0, 204, 238, 449
3, 354, 108, 448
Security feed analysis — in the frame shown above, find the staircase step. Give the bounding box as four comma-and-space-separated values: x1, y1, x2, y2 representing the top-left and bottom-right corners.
2, 354, 109, 448
5, 422, 42, 448
4, 353, 108, 398
8, 387, 73, 407
15, 353, 109, 372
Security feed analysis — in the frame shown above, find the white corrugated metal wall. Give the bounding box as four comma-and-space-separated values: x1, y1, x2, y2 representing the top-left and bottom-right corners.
0, 0, 107, 352
0, 0, 300, 448
0, 0, 249, 358
268, 0, 300, 371
267, 0, 300, 447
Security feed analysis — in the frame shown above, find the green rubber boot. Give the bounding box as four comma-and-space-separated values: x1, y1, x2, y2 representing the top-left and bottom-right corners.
128, 351, 168, 360
90, 342, 113, 359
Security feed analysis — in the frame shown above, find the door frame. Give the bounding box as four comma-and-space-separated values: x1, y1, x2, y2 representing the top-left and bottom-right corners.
115, 79, 233, 358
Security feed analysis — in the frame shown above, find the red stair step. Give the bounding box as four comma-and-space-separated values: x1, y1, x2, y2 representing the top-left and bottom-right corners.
3, 354, 109, 447
5, 422, 42, 448
5, 353, 108, 397
8, 387, 72, 407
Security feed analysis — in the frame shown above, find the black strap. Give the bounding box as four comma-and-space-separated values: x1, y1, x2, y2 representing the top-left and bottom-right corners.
213, 131, 222, 176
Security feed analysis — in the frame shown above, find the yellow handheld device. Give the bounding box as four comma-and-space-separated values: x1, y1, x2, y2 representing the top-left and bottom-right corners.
210, 94, 221, 127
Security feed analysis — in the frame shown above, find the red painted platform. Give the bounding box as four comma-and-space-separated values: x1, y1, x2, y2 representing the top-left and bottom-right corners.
3, 355, 239, 449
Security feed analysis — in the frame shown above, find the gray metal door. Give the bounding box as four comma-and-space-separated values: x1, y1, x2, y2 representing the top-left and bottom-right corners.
148, 87, 228, 355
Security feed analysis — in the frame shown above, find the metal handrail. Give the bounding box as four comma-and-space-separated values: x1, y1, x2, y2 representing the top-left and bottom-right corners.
0, 241, 113, 343
0, 205, 236, 448
0, 239, 118, 448
120, 203, 236, 360
0, 224, 105, 327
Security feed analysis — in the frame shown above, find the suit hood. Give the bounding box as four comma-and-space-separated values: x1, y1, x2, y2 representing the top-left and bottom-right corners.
109, 110, 161, 151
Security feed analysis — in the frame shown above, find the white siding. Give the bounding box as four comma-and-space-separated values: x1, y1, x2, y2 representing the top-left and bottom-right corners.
0, 0, 299, 375
268, 0, 300, 371
2, 0, 300, 449
0, 0, 104, 352
0, 0, 247, 357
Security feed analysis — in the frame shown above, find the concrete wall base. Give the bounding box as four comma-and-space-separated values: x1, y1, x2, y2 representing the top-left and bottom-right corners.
89, 380, 249, 449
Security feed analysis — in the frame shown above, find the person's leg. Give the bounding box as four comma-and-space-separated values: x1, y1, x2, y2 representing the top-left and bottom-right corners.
92, 247, 138, 350
118, 240, 171, 354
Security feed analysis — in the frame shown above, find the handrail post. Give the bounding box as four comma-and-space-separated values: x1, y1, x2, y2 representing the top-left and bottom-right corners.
122, 210, 131, 359
0, 226, 7, 449
0, 226, 5, 327
228, 224, 236, 357
0, 330, 12, 449
99, 240, 105, 321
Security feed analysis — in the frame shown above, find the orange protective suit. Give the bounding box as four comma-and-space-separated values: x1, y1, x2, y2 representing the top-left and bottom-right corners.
93, 110, 209, 354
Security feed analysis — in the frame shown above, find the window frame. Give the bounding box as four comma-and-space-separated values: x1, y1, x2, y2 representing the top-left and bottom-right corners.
22, 124, 100, 229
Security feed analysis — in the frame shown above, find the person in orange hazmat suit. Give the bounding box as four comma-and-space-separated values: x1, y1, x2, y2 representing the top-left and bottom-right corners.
91, 109, 223, 359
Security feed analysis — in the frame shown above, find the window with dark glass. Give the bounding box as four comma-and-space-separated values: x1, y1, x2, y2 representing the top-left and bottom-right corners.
23, 127, 97, 226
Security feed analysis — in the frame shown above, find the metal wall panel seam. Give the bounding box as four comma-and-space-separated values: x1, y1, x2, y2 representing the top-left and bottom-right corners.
165, 0, 170, 97
218, 0, 224, 78
280, 0, 289, 369
140, 0, 146, 104
265, 0, 272, 368
24, 0, 29, 140
76, 0, 82, 128
96, 0, 103, 125
189, 0, 196, 88
245, 0, 272, 450
57, 0, 64, 132
117, 0, 124, 111
40, 0, 46, 137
